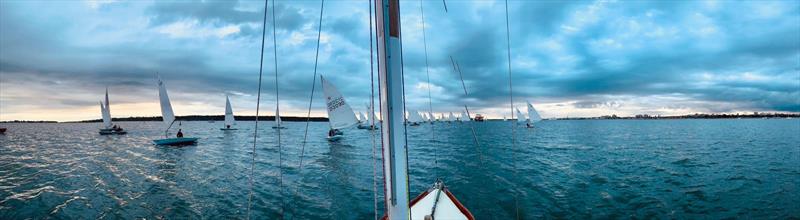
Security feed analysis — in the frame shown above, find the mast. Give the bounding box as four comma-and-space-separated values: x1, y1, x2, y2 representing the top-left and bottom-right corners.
376, 0, 410, 219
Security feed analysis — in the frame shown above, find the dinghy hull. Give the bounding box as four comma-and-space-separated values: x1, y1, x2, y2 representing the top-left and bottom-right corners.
326, 134, 343, 142
153, 137, 198, 146
220, 128, 238, 131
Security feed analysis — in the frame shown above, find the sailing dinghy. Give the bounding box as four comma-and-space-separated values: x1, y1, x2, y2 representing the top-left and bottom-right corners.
152, 76, 198, 146
220, 95, 238, 130
515, 107, 526, 124
526, 101, 542, 128
272, 107, 286, 129
321, 75, 358, 141
358, 109, 378, 130
98, 88, 126, 135
374, 1, 473, 219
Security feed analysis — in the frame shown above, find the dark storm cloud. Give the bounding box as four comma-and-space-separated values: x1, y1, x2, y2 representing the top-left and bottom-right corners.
1, 0, 798, 121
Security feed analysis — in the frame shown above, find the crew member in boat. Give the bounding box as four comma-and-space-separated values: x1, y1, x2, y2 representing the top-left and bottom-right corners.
328, 128, 341, 137
226, 125, 231, 129
177, 129, 184, 138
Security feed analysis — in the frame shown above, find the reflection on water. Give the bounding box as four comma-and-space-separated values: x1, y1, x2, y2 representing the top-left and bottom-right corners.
0, 119, 798, 219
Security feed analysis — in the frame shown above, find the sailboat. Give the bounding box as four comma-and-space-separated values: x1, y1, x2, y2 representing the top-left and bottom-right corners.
321, 75, 358, 141
526, 101, 542, 128
99, 88, 126, 135
503, 115, 507, 121
462, 110, 470, 121
272, 107, 286, 129
358, 104, 379, 130
515, 107, 526, 124
448, 112, 456, 122
220, 95, 237, 130
374, 1, 473, 219
152, 76, 198, 146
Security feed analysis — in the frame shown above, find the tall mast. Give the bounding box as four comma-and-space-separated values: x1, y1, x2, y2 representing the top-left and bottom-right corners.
375, 0, 409, 219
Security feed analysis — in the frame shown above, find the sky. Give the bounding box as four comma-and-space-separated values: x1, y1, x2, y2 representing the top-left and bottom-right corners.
0, 0, 798, 122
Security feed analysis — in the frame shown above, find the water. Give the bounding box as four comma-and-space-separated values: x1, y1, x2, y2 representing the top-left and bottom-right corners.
1, 119, 798, 219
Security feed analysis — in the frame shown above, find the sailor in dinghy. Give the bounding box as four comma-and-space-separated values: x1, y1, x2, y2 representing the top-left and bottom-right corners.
320, 75, 359, 141
98, 88, 126, 135
152, 75, 198, 146
220, 95, 238, 130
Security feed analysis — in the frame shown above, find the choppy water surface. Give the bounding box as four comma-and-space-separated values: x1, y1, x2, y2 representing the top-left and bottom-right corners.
1, 119, 798, 219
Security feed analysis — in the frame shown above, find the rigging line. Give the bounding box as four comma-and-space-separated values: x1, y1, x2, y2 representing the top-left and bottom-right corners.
271, 0, 284, 217
368, 1, 380, 220
504, 1, 520, 219
442, 0, 448, 12
290, 0, 324, 218
419, 0, 437, 177
449, 56, 483, 164
247, 0, 269, 219
451, 56, 486, 216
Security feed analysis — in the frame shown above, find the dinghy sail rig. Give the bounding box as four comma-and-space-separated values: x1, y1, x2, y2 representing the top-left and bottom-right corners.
222, 95, 237, 130
515, 107, 526, 123
374, 0, 472, 219
527, 101, 542, 122
153, 76, 197, 145
99, 88, 126, 135
158, 77, 176, 132
321, 75, 358, 130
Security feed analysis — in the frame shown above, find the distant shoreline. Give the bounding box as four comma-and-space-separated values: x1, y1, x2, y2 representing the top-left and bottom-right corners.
1, 112, 797, 123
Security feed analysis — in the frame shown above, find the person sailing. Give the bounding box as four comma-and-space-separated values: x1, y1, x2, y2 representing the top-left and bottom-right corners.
177, 129, 184, 138
226, 125, 231, 129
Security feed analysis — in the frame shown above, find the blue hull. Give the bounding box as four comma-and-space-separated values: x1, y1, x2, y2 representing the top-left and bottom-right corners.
153, 137, 198, 146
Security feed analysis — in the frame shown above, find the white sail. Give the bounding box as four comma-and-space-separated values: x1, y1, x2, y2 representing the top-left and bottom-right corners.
100, 101, 111, 128
515, 107, 526, 123
275, 105, 283, 127
462, 110, 470, 121
359, 112, 367, 123
321, 76, 358, 129
101, 89, 112, 128
527, 101, 542, 122
448, 112, 455, 121
408, 110, 424, 123
224, 96, 235, 127
158, 76, 176, 130
356, 112, 363, 122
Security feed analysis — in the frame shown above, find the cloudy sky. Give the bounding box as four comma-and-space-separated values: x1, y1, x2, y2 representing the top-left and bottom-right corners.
1, 0, 798, 121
